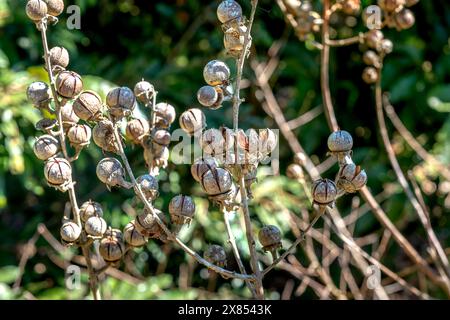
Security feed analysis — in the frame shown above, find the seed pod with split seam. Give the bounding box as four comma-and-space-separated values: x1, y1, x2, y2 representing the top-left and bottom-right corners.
203, 60, 230, 86
124, 220, 147, 247
49, 46, 69, 69
135, 208, 167, 239
136, 174, 159, 201
134, 80, 155, 105
85, 216, 107, 237
99, 229, 125, 263
67, 124, 91, 148
154, 102, 176, 128
259, 225, 282, 257
26, 0, 47, 21
55, 71, 83, 99
27, 81, 51, 107
191, 157, 218, 182
197, 85, 223, 109
126, 118, 149, 144
80, 200, 103, 223
169, 195, 195, 226
73, 90, 103, 121
327, 130, 353, 153
34, 134, 59, 160
311, 178, 337, 207
258, 128, 277, 157
179, 108, 206, 136
60, 221, 81, 243
106, 87, 136, 120
201, 167, 233, 196
152, 129, 171, 146
337, 163, 368, 193
96, 157, 133, 190
93, 119, 119, 153
217, 0, 242, 24
44, 158, 72, 189
204, 244, 227, 268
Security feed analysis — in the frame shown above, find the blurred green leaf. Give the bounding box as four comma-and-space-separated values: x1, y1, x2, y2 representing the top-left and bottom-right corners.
428, 85, 450, 112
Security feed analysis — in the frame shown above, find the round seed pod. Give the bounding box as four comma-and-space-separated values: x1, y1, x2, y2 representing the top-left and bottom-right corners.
311, 178, 337, 206
92, 120, 119, 153
49, 46, 69, 69
55, 71, 83, 99
191, 157, 218, 182
60, 221, 81, 243
96, 157, 132, 189
46, 0, 64, 16
201, 167, 233, 196
327, 130, 353, 153
378, 0, 404, 12
362, 67, 378, 84
99, 231, 125, 263
258, 225, 282, 252
204, 245, 227, 268
79, 200, 103, 223
365, 30, 384, 49
85, 216, 107, 237
73, 90, 103, 121
36, 118, 57, 132
124, 220, 147, 247
217, 0, 242, 23
106, 87, 136, 119
395, 8, 415, 30
197, 85, 218, 108
134, 80, 155, 105
154, 102, 176, 128
203, 60, 231, 86
259, 128, 277, 157
286, 163, 304, 180
33, 134, 59, 160
44, 158, 71, 187
60, 103, 80, 131
363, 50, 380, 67
179, 108, 206, 136
341, 0, 361, 15
27, 81, 50, 107
67, 124, 91, 148
135, 208, 167, 239
379, 39, 393, 55
337, 163, 368, 193
200, 128, 226, 155
169, 195, 195, 225
126, 118, 149, 144
26, 0, 48, 21
136, 174, 159, 200
152, 129, 171, 146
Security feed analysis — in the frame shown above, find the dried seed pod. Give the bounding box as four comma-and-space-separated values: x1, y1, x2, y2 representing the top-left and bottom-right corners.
93, 119, 119, 153
378, 0, 404, 12
395, 8, 415, 30
80, 200, 103, 223
85, 216, 107, 237
134, 80, 155, 105
204, 245, 227, 268
60, 103, 80, 131
363, 50, 380, 67
99, 230, 125, 263
96, 157, 132, 189
46, 0, 64, 16
224, 25, 250, 54
27, 81, 50, 106
311, 178, 337, 206
36, 118, 57, 132
341, 0, 361, 15
337, 163, 368, 193
73, 90, 103, 121
365, 30, 384, 49
152, 129, 171, 146
258, 225, 282, 252
379, 39, 393, 55
199, 128, 226, 155
124, 220, 147, 247
106, 87, 136, 120
26, 0, 48, 21
136, 174, 159, 200
235, 128, 260, 164
203, 60, 231, 86
55, 71, 83, 99
33, 135, 59, 160
60, 221, 81, 243
135, 208, 166, 239
44, 158, 71, 188
126, 118, 149, 144
179, 108, 206, 136
154, 102, 176, 128
327, 130, 353, 153
169, 195, 195, 225
191, 157, 219, 182
217, 0, 242, 23
258, 128, 277, 157
362, 66, 379, 84
201, 167, 233, 196
197, 85, 220, 109
67, 124, 91, 148
286, 163, 304, 180
49, 46, 69, 69
143, 144, 170, 170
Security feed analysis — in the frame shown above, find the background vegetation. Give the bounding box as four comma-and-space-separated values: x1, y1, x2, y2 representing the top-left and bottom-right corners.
0, 0, 449, 299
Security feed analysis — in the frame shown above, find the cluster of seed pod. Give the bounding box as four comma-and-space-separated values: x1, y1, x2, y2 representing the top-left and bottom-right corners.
361, 30, 393, 84
309, 130, 368, 209
363, 0, 418, 31
217, 0, 252, 58
197, 60, 232, 110
282, 0, 323, 40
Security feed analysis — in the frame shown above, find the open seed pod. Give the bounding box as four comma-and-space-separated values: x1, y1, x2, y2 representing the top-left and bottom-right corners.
126, 118, 150, 145
33, 134, 59, 160
200, 167, 233, 197
337, 163, 368, 193
73, 90, 103, 121
311, 178, 337, 207
179, 108, 206, 136
67, 124, 91, 148
153, 102, 176, 128
96, 157, 133, 190
44, 158, 72, 190
99, 228, 125, 263
136, 174, 159, 201
191, 157, 218, 182
93, 119, 119, 153
135, 208, 167, 239
79, 200, 103, 223
55, 71, 83, 99
134, 80, 155, 105
169, 195, 195, 226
